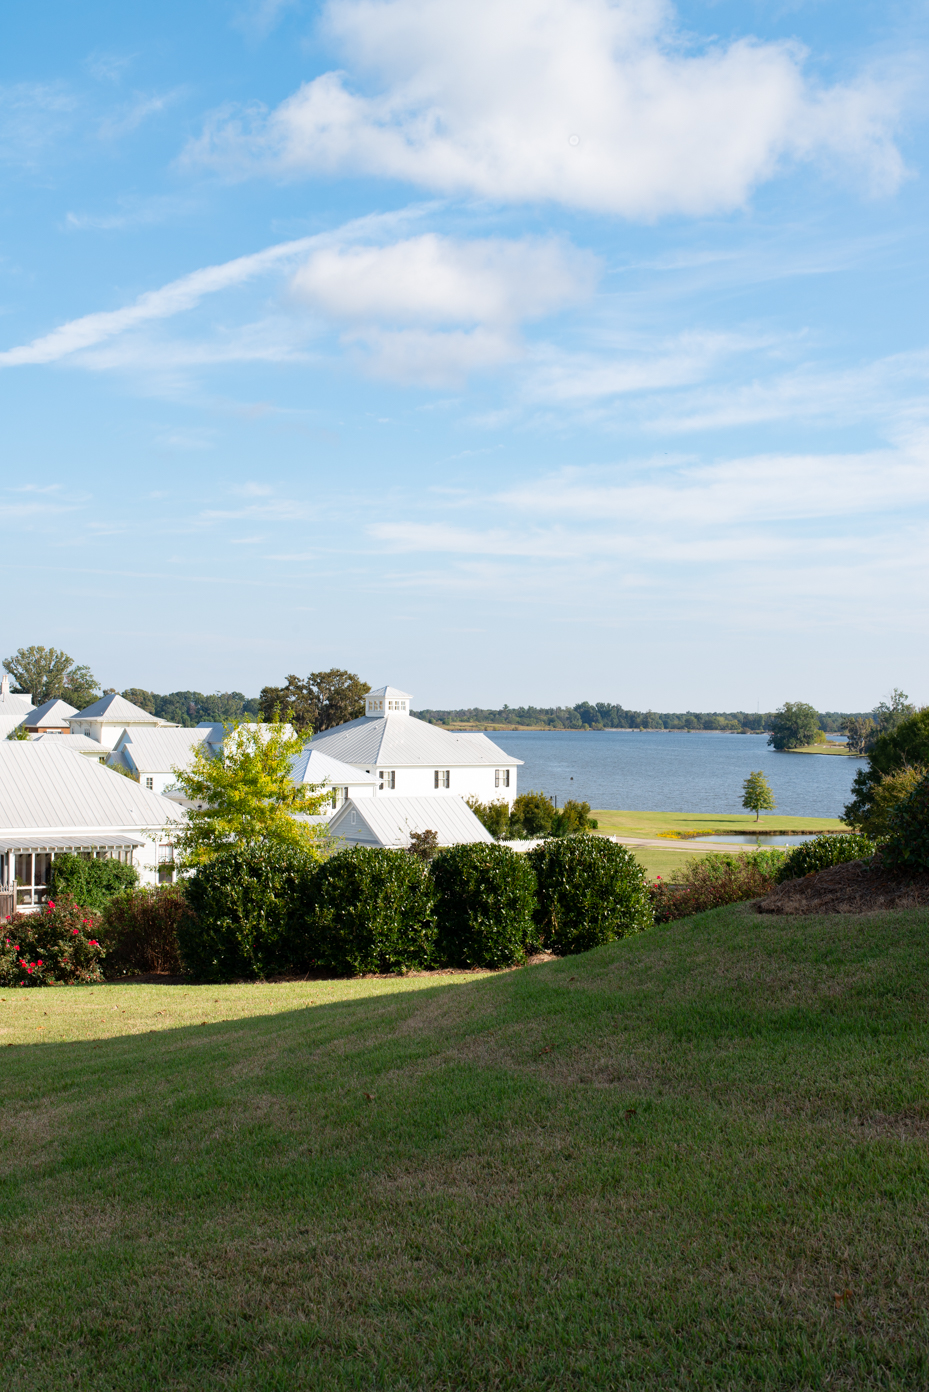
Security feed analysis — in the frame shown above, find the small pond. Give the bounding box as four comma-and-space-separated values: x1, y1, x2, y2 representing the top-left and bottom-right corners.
700, 834, 817, 846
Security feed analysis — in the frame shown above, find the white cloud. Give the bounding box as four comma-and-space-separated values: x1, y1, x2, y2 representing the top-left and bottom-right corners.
291, 234, 595, 325
187, 0, 907, 216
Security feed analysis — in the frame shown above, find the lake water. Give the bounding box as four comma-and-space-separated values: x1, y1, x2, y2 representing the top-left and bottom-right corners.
482, 730, 863, 820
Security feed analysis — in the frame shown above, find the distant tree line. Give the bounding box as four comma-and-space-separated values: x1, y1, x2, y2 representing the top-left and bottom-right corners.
121, 690, 261, 727
415, 703, 868, 733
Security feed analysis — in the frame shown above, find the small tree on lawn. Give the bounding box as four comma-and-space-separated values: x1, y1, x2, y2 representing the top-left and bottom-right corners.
171, 722, 330, 868
742, 770, 776, 821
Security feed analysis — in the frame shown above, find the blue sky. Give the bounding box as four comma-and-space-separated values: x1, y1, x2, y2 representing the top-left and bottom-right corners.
2, 0, 927, 710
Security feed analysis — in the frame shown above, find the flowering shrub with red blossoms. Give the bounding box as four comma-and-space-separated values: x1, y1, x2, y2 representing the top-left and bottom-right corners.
0, 897, 105, 986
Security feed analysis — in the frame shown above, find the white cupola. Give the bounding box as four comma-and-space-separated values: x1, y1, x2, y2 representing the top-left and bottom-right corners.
365, 685, 412, 717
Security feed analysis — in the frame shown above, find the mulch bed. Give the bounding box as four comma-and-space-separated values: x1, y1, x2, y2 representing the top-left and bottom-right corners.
757, 857, 929, 915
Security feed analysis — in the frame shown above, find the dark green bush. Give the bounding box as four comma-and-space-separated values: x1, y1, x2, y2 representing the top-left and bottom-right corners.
0, 898, 104, 986
180, 844, 318, 981
882, 773, 929, 872
650, 850, 784, 924
776, 832, 876, 884
528, 837, 652, 954
509, 791, 554, 838
48, 853, 138, 913
99, 884, 191, 975
430, 843, 538, 969
550, 800, 598, 835
300, 847, 436, 977
466, 798, 510, 839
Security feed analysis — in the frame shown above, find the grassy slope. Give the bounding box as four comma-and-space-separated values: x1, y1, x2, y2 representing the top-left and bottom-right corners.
3, 907, 929, 1390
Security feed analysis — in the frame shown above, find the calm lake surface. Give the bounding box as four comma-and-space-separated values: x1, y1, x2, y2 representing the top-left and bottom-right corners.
483, 730, 862, 819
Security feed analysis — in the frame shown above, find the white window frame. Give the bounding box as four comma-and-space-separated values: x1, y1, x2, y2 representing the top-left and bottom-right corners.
434, 770, 450, 788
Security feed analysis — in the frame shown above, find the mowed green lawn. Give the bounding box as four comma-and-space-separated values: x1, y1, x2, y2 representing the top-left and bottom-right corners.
2, 906, 929, 1390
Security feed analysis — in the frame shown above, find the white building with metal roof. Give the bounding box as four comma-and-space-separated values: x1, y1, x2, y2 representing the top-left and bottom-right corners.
0, 673, 35, 740
329, 795, 493, 849
106, 726, 220, 795
289, 747, 378, 818
68, 692, 177, 750
21, 697, 78, 735
0, 742, 184, 911
308, 685, 521, 805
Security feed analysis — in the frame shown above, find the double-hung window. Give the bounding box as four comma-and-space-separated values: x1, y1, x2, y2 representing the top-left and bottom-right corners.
434, 770, 450, 788
379, 770, 396, 790
495, 769, 510, 788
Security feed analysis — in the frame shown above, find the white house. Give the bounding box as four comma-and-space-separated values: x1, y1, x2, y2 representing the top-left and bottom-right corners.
0, 742, 184, 912
289, 747, 378, 818
0, 674, 34, 740
308, 685, 521, 805
107, 725, 220, 795
68, 692, 177, 751
329, 795, 493, 848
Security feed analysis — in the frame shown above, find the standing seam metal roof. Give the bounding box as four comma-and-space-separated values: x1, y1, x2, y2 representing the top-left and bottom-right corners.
310, 715, 522, 768
329, 795, 493, 847
0, 743, 183, 831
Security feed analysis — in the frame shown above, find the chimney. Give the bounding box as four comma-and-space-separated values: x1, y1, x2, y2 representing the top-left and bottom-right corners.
0, 674, 8, 700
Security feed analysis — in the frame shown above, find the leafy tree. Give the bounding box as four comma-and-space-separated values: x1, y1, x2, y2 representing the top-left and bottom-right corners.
873, 688, 915, 736
842, 715, 875, 756
259, 668, 370, 733
843, 707, 929, 830
466, 798, 511, 839
3, 645, 100, 708
741, 770, 776, 820
510, 791, 555, 838
121, 688, 156, 713
767, 701, 821, 751
171, 722, 330, 867
6, 724, 31, 741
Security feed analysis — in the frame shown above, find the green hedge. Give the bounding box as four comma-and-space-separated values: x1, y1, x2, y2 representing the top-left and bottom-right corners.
529, 837, 652, 954
883, 773, 929, 872
299, 847, 436, 977
430, 843, 538, 969
180, 844, 317, 981
775, 833, 876, 884
47, 853, 138, 913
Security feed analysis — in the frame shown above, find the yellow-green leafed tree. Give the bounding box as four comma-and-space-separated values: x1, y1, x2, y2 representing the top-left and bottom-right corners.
171, 722, 329, 867
742, 770, 776, 821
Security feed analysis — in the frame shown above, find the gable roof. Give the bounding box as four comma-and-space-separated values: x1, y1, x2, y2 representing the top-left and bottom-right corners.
112, 726, 212, 774
309, 715, 521, 768
290, 747, 378, 786
70, 693, 168, 724
0, 742, 183, 832
329, 795, 493, 848
0, 688, 37, 740
23, 697, 79, 727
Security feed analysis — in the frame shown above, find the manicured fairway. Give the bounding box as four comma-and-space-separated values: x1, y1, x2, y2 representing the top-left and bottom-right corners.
591, 809, 845, 838
2, 905, 928, 1389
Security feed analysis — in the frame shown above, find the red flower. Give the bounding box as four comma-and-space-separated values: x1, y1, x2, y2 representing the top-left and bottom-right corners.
37, 960, 42, 967
72, 928, 79, 936
47, 901, 55, 909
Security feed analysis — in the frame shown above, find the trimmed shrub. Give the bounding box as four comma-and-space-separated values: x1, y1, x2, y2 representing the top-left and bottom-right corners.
650, 850, 784, 924
180, 844, 318, 981
99, 884, 191, 976
509, 791, 554, 838
883, 773, 929, 872
775, 832, 876, 884
466, 798, 510, 839
529, 837, 652, 955
430, 843, 538, 969
301, 847, 436, 977
550, 800, 598, 835
0, 898, 104, 986
48, 853, 138, 913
